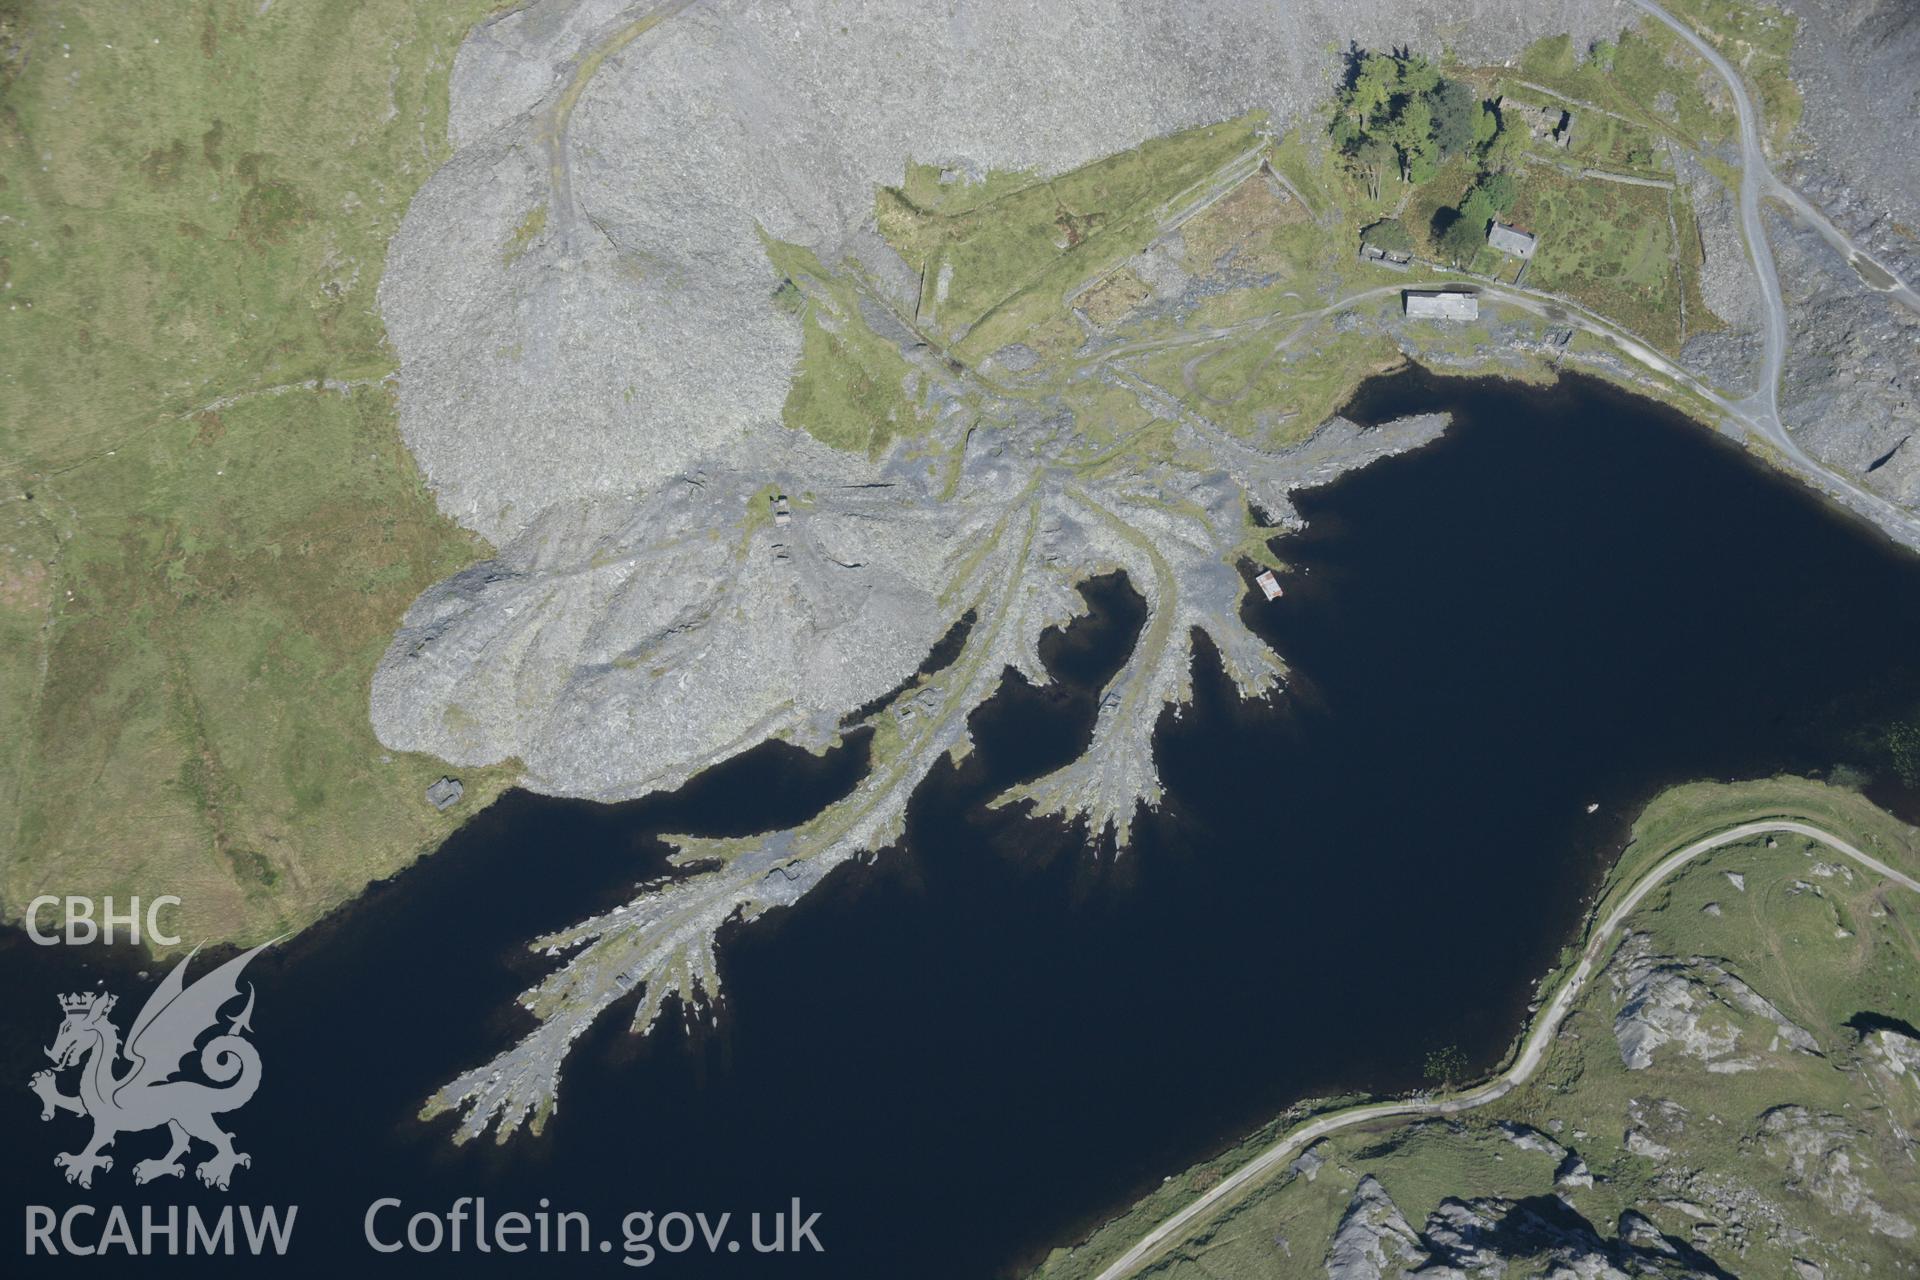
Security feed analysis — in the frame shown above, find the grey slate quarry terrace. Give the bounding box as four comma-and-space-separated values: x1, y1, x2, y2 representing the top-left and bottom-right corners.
368, 0, 1920, 1142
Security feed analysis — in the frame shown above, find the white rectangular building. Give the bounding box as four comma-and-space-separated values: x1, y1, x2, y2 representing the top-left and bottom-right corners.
1403, 290, 1479, 321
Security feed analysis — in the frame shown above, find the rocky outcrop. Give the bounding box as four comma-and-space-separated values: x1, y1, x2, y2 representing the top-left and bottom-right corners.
1492, 1121, 1595, 1190
1754, 1105, 1915, 1239
1862, 1024, 1920, 1088
1609, 932, 1821, 1071
1409, 1192, 1724, 1280
1326, 1176, 1429, 1280
1291, 1141, 1329, 1182
1625, 1096, 1692, 1162
1497, 1120, 1568, 1159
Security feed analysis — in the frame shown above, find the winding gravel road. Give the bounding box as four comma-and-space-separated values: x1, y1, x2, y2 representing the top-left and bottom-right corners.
1088, 818, 1920, 1280
1628, 0, 1920, 547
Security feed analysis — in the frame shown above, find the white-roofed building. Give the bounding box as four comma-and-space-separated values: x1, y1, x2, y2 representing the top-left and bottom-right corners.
1403, 289, 1479, 321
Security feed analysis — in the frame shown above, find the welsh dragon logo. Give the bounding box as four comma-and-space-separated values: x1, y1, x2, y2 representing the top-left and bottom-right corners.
29, 943, 270, 1190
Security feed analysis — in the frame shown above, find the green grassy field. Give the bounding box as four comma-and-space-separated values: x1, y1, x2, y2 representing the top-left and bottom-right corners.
875, 117, 1264, 361
1507, 166, 1693, 351
0, 1, 514, 946
1559, 109, 1669, 174
1502, 1, 1801, 159
1512, 26, 1737, 151
1198, 48, 1721, 359
1176, 175, 1316, 278
763, 235, 936, 456
1150, 323, 1408, 446
1662, 0, 1803, 151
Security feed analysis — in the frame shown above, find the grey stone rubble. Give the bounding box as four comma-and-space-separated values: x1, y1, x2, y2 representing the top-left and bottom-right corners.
1656, 1160, 1813, 1260
1676, 148, 1760, 332
372, 0, 1920, 1141
1754, 1, 1920, 521
411, 404, 1451, 1140
1674, 145, 1765, 394
1782, 0, 1920, 286
1772, 205, 1920, 510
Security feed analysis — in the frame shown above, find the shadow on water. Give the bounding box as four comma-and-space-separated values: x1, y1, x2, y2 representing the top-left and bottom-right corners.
10, 367, 1920, 1277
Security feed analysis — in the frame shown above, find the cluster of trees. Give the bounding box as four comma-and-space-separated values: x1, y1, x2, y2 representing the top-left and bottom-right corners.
1359, 218, 1413, 254
1333, 48, 1536, 268
1434, 170, 1518, 264
1332, 50, 1499, 199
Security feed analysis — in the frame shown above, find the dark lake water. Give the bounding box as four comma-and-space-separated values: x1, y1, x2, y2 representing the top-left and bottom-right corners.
9, 369, 1920, 1277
